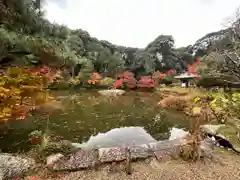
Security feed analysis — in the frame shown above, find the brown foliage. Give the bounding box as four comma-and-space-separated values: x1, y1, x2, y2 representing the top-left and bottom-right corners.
157, 96, 190, 112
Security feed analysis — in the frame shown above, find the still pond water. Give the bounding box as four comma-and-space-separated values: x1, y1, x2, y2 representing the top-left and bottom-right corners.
0, 90, 191, 152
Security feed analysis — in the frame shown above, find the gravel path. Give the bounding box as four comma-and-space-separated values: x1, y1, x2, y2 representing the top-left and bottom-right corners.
41, 152, 240, 180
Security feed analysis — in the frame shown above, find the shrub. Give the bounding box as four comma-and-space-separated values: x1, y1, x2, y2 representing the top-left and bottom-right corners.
196, 75, 239, 88
210, 92, 240, 123
113, 79, 124, 89
87, 72, 102, 85
138, 76, 156, 88
167, 69, 176, 77
48, 81, 70, 90
160, 76, 173, 85
68, 77, 81, 85
152, 71, 173, 85
37, 140, 75, 159
29, 133, 75, 162
196, 76, 226, 88
157, 95, 190, 111
0, 67, 52, 121
152, 71, 167, 82
99, 77, 115, 86
115, 71, 137, 89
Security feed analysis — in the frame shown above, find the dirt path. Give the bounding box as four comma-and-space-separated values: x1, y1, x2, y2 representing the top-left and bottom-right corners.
41, 152, 240, 180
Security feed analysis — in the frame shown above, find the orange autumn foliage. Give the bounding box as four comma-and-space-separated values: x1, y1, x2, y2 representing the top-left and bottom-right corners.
188, 63, 197, 74
88, 72, 102, 85
87, 80, 97, 85
92, 72, 102, 79
188, 58, 200, 74
0, 67, 54, 121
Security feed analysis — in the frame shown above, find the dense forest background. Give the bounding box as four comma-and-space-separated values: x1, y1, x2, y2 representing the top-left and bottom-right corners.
0, 0, 240, 83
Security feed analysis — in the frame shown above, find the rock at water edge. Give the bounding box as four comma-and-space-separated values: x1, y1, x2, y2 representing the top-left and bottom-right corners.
47, 149, 98, 171
200, 124, 225, 135
98, 89, 125, 96
0, 153, 35, 180
46, 153, 64, 169
99, 147, 126, 163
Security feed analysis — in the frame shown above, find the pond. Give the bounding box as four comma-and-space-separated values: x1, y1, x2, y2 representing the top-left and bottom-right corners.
0, 90, 191, 153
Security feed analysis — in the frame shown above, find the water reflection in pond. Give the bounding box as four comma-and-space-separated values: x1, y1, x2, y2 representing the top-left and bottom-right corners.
0, 90, 191, 152
72, 126, 158, 150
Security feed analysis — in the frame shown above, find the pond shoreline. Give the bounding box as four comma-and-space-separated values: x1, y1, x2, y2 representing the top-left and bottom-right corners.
42, 152, 240, 180
0, 90, 191, 153
1, 88, 239, 179
46, 138, 190, 172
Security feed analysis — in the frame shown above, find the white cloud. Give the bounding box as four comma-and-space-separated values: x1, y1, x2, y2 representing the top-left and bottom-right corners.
44, 0, 240, 48
199, 0, 215, 5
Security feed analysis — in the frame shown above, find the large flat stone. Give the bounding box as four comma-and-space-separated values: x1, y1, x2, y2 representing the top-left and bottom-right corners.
200, 124, 225, 135
0, 153, 35, 180
50, 149, 98, 171
48, 138, 193, 171
130, 145, 153, 159
99, 147, 126, 163
154, 145, 182, 162
98, 89, 125, 96
149, 139, 188, 151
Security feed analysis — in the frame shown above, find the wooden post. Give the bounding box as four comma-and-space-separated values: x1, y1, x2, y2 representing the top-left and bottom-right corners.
186, 80, 189, 88
71, 66, 74, 77
125, 147, 132, 175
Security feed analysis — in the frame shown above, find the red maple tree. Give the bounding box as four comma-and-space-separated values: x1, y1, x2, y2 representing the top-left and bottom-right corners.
188, 57, 201, 74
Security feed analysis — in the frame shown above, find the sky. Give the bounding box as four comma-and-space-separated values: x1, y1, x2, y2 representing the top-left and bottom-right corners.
44, 0, 240, 48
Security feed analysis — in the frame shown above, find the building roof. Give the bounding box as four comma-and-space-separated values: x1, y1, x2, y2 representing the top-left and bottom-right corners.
174, 72, 198, 79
